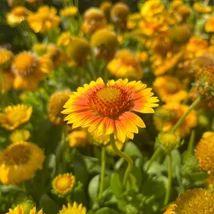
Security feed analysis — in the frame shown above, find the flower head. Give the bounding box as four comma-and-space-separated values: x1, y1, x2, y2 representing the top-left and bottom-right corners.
0, 48, 14, 69
193, 2, 212, 14
153, 103, 197, 138
62, 78, 158, 143
68, 130, 89, 147
100, 1, 112, 20
0, 104, 32, 130
195, 132, 214, 174
0, 141, 45, 184
52, 173, 75, 197
58, 202, 86, 214
60, 6, 78, 17
48, 90, 72, 125
6, 205, 43, 214
10, 129, 30, 142
164, 188, 214, 214
27, 6, 61, 33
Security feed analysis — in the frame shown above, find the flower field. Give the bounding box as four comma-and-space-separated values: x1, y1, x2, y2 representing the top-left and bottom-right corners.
0, 0, 214, 213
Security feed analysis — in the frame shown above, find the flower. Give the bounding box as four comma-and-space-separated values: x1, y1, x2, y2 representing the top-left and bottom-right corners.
110, 2, 130, 29
10, 129, 30, 142
60, 6, 78, 17
205, 15, 214, 33
0, 48, 14, 69
52, 173, 75, 197
193, 2, 212, 13
195, 132, 214, 174
7, 6, 32, 26
153, 103, 197, 138
0, 141, 45, 184
107, 49, 144, 80
90, 28, 118, 61
0, 70, 14, 93
12, 51, 53, 90
48, 90, 72, 125
99, 1, 112, 20
164, 188, 214, 214
58, 202, 86, 214
27, 6, 61, 33
6, 205, 43, 214
81, 7, 106, 34
68, 130, 89, 147
153, 75, 187, 103
62, 78, 159, 143
0, 104, 32, 130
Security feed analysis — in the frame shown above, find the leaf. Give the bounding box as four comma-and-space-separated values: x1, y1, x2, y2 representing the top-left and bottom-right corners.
94, 207, 119, 214
110, 173, 123, 198
39, 194, 60, 214
88, 175, 99, 202
123, 141, 142, 158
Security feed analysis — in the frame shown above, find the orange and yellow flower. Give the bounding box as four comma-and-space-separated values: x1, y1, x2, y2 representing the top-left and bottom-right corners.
52, 173, 75, 197
205, 15, 214, 33
62, 78, 159, 143
0, 141, 45, 184
0, 48, 14, 69
153, 103, 197, 138
58, 202, 86, 214
6, 205, 43, 214
0, 104, 32, 130
163, 204, 176, 214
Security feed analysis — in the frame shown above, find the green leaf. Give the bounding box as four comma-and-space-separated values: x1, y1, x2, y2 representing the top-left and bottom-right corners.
124, 141, 142, 158
110, 173, 123, 198
88, 175, 99, 202
94, 207, 119, 214
39, 194, 60, 214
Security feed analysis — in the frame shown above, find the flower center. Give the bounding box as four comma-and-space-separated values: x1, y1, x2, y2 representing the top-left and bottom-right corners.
89, 86, 132, 118
13, 52, 39, 76
4, 145, 30, 165
55, 176, 74, 192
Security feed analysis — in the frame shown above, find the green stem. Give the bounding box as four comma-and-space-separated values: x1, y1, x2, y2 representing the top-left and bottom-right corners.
164, 152, 172, 206
187, 130, 195, 155
145, 147, 162, 172
98, 146, 106, 198
171, 96, 201, 134
110, 134, 133, 185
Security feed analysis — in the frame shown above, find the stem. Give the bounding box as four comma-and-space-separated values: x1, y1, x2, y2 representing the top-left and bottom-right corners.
110, 134, 133, 185
98, 146, 106, 198
187, 130, 195, 155
164, 152, 172, 206
145, 147, 161, 172
171, 96, 201, 133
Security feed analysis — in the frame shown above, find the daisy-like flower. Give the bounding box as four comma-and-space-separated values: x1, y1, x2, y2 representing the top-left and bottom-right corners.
0, 104, 32, 131
12, 51, 53, 91
6, 6, 32, 26
107, 49, 144, 80
99, 1, 112, 21
193, 2, 212, 14
205, 15, 214, 33
0, 70, 14, 93
6, 205, 43, 214
164, 188, 214, 214
48, 90, 72, 125
153, 103, 197, 138
52, 173, 75, 197
10, 129, 30, 142
195, 132, 214, 174
0, 141, 45, 184
58, 202, 86, 214
153, 75, 187, 103
60, 6, 78, 17
27, 6, 61, 33
68, 130, 89, 147
62, 78, 159, 143
0, 48, 14, 69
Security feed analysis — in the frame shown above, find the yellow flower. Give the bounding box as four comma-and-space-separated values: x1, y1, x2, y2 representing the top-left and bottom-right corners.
0, 104, 32, 130
52, 173, 75, 197
68, 130, 89, 147
81, 7, 106, 34
90, 28, 118, 61
58, 202, 86, 214
0, 70, 14, 93
153, 103, 197, 138
107, 49, 144, 80
167, 188, 214, 214
10, 129, 30, 142
57, 31, 73, 47
12, 51, 53, 91
48, 90, 72, 125
110, 2, 130, 28
7, 6, 32, 26
60, 6, 78, 17
163, 204, 176, 214
62, 78, 159, 143
195, 132, 214, 174
193, 2, 212, 13
205, 15, 214, 33
0, 141, 45, 185
6, 205, 43, 214
153, 75, 187, 103
0, 48, 14, 69
27, 6, 61, 33
99, 1, 112, 20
